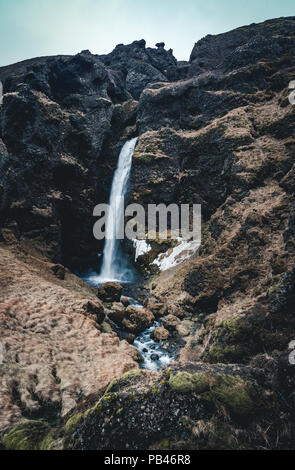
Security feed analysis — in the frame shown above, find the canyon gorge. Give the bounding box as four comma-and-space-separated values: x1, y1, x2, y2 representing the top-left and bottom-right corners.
0, 16, 295, 450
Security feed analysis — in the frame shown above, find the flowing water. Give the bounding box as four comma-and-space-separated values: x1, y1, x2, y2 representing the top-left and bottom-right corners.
81, 137, 177, 370
133, 321, 177, 371
98, 137, 138, 283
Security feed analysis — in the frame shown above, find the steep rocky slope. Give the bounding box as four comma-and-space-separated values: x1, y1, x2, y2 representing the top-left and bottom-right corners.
0, 17, 295, 449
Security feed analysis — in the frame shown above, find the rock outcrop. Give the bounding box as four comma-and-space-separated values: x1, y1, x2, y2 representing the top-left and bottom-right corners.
122, 306, 155, 334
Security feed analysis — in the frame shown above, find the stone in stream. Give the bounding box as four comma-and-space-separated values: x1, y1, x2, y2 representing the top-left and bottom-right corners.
125, 334, 135, 344
121, 296, 130, 307
97, 282, 123, 302
151, 354, 160, 361
122, 306, 155, 334
151, 326, 169, 342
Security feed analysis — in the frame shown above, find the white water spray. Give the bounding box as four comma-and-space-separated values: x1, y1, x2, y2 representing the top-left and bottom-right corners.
98, 137, 138, 282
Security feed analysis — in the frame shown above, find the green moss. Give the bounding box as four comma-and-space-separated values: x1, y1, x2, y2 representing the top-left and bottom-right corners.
219, 317, 245, 339
206, 344, 241, 363
158, 438, 170, 449
268, 284, 280, 297
101, 321, 113, 334
169, 371, 264, 417
209, 374, 260, 415
169, 371, 210, 394
39, 429, 62, 450
2, 420, 50, 450
105, 369, 142, 394
65, 412, 83, 435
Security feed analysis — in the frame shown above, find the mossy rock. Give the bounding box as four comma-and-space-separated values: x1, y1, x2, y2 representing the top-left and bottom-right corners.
2, 420, 50, 450
65, 412, 83, 435
169, 371, 266, 417
105, 369, 142, 394
218, 317, 248, 340
169, 371, 210, 394
39, 429, 63, 450
101, 321, 113, 334
209, 374, 261, 416
206, 344, 242, 363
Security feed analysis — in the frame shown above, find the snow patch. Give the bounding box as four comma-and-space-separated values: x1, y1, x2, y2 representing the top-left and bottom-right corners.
133, 239, 152, 260
153, 238, 200, 271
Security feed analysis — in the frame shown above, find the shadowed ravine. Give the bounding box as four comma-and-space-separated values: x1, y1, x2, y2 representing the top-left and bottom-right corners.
82, 137, 177, 370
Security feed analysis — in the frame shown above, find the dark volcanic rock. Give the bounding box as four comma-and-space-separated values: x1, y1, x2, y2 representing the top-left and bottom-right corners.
63, 363, 290, 450
271, 268, 295, 314
189, 17, 295, 75
99, 39, 178, 99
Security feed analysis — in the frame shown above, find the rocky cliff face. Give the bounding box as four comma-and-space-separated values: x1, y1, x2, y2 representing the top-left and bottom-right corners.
0, 41, 180, 269
0, 17, 295, 449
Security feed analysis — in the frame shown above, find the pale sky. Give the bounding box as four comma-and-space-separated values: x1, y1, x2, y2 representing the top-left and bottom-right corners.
0, 0, 294, 66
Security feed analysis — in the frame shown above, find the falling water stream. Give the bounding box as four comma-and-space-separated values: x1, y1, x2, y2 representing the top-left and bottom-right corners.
82, 137, 177, 370
98, 137, 138, 283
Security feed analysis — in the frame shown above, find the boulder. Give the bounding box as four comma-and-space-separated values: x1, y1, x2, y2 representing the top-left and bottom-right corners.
125, 334, 135, 344
144, 298, 167, 318
83, 300, 105, 324
108, 302, 125, 324
97, 282, 123, 302
50, 264, 66, 280
121, 296, 130, 307
122, 307, 155, 334
151, 354, 160, 361
162, 314, 180, 331
151, 326, 169, 342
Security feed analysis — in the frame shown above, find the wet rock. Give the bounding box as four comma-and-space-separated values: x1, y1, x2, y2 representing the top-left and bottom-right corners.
125, 334, 135, 345
97, 282, 123, 302
120, 296, 130, 307
151, 326, 169, 342
150, 353, 160, 361
122, 306, 155, 334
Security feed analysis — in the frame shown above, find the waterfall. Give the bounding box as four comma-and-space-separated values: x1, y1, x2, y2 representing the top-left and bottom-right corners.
98, 137, 138, 283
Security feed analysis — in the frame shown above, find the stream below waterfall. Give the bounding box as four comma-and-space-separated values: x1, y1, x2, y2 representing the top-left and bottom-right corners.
80, 273, 180, 371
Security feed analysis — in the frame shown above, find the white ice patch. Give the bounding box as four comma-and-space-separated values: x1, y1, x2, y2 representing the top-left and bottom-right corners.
153, 238, 200, 271
133, 239, 152, 261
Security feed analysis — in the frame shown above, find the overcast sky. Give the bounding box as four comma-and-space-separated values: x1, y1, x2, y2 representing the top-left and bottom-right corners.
0, 0, 294, 66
